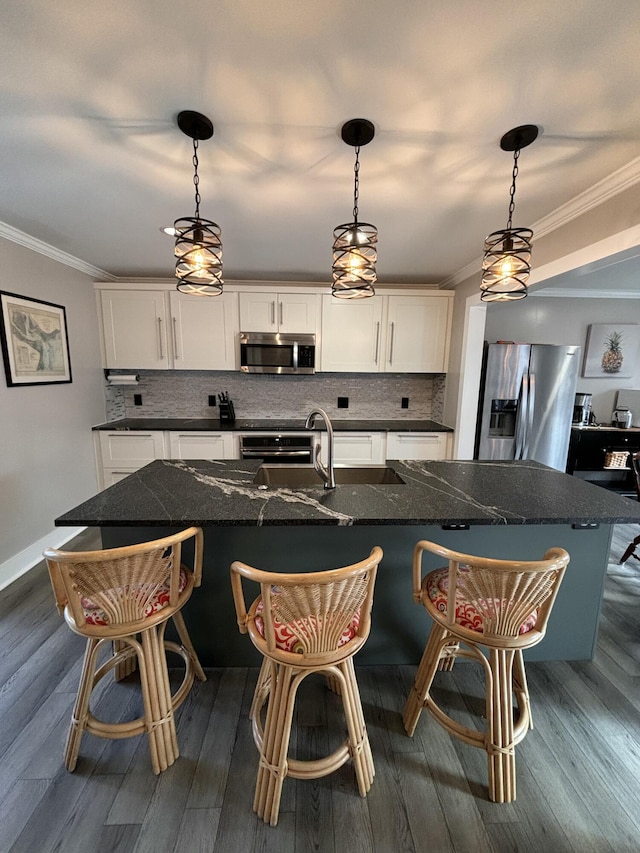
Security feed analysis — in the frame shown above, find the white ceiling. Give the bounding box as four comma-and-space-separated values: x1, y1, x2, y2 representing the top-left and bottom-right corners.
1, 0, 640, 287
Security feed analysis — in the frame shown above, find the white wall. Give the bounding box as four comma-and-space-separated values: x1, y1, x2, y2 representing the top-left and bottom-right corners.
0, 239, 105, 587
484, 297, 640, 424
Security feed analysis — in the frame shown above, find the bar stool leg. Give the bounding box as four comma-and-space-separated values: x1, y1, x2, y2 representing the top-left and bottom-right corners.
403, 623, 449, 736
140, 625, 179, 774
254, 663, 295, 825
340, 657, 374, 794
65, 638, 101, 771
487, 648, 517, 804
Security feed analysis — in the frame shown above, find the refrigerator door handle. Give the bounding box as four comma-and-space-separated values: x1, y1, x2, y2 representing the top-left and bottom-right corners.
514, 375, 528, 459
523, 373, 536, 459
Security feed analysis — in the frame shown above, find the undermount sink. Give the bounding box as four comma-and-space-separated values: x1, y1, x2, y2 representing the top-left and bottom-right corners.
253, 464, 405, 488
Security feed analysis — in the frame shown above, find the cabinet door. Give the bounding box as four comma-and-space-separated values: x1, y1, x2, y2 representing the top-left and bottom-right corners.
331, 432, 386, 465
386, 432, 449, 460
98, 431, 166, 468
239, 293, 278, 331
169, 291, 238, 370
239, 292, 318, 334
103, 469, 137, 487
100, 291, 170, 369
385, 295, 451, 373
278, 293, 318, 333
168, 431, 236, 459
320, 296, 384, 372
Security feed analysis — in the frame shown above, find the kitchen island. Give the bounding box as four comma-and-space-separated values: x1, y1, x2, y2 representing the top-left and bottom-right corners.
55, 458, 640, 666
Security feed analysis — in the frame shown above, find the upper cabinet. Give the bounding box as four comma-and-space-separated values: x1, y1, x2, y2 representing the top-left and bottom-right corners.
239, 292, 318, 334
320, 296, 384, 372
98, 286, 238, 370
385, 294, 452, 373
100, 289, 171, 369
169, 291, 237, 370
320, 291, 453, 373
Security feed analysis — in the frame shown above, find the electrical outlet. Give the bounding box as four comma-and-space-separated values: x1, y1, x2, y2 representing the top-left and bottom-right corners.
208, 395, 217, 406
401, 397, 409, 409
338, 397, 349, 409
134, 393, 142, 406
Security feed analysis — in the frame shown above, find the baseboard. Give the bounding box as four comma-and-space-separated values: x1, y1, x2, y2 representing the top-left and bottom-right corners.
0, 526, 86, 591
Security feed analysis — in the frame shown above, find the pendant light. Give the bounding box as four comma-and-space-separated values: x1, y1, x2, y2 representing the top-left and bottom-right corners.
332, 118, 377, 298
481, 124, 539, 302
173, 110, 223, 296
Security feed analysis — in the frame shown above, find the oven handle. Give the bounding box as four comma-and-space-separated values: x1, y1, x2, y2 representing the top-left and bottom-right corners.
241, 449, 312, 458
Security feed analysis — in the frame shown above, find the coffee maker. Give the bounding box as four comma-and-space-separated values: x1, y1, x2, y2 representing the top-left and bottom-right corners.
573, 392, 592, 426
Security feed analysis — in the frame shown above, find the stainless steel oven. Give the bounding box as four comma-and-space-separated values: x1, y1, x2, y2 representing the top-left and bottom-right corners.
240, 434, 313, 464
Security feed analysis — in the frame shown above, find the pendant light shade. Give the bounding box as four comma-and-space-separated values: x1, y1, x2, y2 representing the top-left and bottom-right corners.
481, 125, 538, 302
332, 119, 377, 299
174, 110, 223, 296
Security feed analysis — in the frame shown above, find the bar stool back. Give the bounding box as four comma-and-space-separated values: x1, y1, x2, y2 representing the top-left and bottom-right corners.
402, 539, 569, 803
44, 526, 206, 774
231, 546, 383, 826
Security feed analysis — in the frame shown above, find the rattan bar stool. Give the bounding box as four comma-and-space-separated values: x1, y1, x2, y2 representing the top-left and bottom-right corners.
230, 546, 383, 826
44, 526, 206, 775
402, 539, 569, 803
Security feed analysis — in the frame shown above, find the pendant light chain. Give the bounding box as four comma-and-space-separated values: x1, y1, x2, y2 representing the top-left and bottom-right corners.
352, 145, 361, 225
192, 138, 201, 220
506, 147, 520, 231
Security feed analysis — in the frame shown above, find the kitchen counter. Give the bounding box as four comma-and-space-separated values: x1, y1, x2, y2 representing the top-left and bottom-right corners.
56, 458, 638, 528
91, 418, 453, 432
55, 459, 638, 667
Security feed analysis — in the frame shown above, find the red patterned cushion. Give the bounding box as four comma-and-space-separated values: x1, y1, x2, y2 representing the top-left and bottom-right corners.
425, 567, 537, 635
254, 597, 360, 653
81, 567, 189, 626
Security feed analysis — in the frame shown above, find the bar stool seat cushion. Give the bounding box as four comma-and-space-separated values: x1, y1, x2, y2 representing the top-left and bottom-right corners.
254, 595, 360, 653
81, 566, 189, 626
425, 567, 537, 635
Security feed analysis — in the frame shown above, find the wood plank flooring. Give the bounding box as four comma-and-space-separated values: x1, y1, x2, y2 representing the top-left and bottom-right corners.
2, 525, 640, 852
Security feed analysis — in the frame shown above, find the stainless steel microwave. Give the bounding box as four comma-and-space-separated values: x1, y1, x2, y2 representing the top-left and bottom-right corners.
239, 332, 316, 374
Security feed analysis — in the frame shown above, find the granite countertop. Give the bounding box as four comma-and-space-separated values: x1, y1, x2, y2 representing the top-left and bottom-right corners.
55, 458, 640, 528
92, 418, 453, 432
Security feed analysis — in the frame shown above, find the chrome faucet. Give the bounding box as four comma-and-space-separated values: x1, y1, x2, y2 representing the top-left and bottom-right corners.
304, 408, 336, 489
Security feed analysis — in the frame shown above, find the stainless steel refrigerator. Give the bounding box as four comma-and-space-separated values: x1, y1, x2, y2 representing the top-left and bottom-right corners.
475, 343, 581, 470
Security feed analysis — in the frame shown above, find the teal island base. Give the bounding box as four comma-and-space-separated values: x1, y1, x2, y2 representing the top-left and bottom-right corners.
100, 522, 612, 667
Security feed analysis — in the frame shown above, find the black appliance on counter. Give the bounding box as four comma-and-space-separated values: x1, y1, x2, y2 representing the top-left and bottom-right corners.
572, 392, 593, 426
240, 434, 313, 464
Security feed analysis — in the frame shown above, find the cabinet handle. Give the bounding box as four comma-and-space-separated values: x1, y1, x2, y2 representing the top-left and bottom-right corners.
375, 322, 380, 364
172, 317, 179, 358
388, 322, 395, 365
158, 317, 164, 359
279, 301, 283, 326
271, 301, 276, 326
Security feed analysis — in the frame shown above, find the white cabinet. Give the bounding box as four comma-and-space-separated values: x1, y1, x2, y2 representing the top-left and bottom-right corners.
167, 431, 237, 459
320, 291, 453, 373
385, 295, 452, 373
386, 432, 451, 460
99, 286, 238, 370
169, 291, 238, 370
96, 430, 166, 489
326, 432, 386, 465
320, 297, 384, 372
100, 290, 171, 369
239, 292, 318, 334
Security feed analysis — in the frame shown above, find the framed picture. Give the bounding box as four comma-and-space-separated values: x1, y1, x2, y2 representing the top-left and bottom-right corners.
0, 291, 72, 386
582, 323, 640, 378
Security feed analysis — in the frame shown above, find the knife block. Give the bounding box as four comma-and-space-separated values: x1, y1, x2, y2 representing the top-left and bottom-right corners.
219, 400, 235, 424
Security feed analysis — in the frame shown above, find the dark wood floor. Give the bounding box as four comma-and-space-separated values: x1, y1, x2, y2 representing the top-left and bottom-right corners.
2, 525, 640, 852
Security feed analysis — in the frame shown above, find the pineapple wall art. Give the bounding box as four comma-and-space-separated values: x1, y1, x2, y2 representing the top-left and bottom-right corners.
583, 324, 640, 378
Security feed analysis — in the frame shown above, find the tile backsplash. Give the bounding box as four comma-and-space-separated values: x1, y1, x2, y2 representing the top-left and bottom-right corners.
105, 371, 446, 423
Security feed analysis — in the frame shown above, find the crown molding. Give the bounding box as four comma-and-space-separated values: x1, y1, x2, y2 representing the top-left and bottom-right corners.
0, 221, 115, 280
440, 155, 640, 289
529, 288, 640, 299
